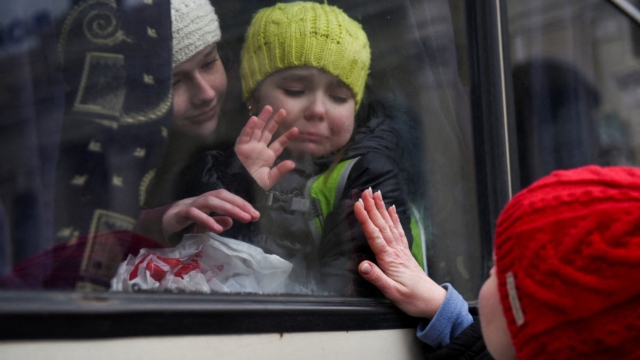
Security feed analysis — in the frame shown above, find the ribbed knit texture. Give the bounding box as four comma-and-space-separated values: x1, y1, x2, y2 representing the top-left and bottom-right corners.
416, 283, 474, 348
494, 165, 640, 359
240, 2, 370, 108
171, 0, 221, 67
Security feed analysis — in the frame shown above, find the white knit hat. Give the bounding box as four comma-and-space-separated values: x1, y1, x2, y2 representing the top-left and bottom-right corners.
171, 0, 221, 67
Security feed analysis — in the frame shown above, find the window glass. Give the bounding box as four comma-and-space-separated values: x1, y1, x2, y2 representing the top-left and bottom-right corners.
507, 0, 640, 189
0, 0, 483, 301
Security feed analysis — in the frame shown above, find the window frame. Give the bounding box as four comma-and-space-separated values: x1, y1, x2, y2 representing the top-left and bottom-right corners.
466, 0, 518, 278
0, 291, 415, 339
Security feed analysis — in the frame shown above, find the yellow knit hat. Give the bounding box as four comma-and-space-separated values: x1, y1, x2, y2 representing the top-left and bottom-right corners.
240, 1, 370, 108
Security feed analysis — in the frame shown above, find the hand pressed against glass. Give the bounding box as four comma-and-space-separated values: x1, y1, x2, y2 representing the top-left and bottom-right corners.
234, 106, 298, 190
172, 44, 227, 137
355, 191, 518, 360
246, 67, 356, 159
354, 189, 446, 319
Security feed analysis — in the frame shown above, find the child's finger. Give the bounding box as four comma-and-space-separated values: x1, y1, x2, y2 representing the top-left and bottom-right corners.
256, 105, 273, 126
262, 109, 287, 143
354, 198, 389, 255
236, 116, 259, 145
268, 127, 298, 157
267, 160, 296, 188
253, 106, 273, 140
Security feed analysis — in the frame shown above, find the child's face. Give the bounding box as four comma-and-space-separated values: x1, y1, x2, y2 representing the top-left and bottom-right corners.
172, 44, 227, 137
248, 67, 356, 158
478, 264, 518, 360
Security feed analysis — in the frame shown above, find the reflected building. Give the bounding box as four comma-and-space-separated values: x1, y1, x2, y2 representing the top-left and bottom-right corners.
508, 0, 640, 187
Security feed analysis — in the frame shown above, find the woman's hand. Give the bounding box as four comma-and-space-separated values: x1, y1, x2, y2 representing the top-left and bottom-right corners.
354, 188, 446, 319
162, 189, 260, 237
235, 105, 299, 190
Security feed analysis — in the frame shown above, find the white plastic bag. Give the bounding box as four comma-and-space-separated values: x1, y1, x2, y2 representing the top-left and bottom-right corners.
111, 233, 293, 294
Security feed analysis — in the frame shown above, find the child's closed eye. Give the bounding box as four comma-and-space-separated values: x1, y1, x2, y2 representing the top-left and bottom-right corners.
283, 88, 305, 96
330, 95, 348, 104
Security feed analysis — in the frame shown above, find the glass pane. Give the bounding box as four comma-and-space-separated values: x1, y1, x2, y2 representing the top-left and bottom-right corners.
0, 0, 484, 301
507, 0, 640, 189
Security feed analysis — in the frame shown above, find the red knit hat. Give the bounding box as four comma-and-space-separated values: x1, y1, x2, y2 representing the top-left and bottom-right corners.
494, 165, 640, 359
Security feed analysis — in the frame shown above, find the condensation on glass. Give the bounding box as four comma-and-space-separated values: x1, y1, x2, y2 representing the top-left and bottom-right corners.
0, 0, 483, 300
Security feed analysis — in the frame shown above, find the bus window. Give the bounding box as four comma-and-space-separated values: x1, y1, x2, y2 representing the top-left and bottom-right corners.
0, 0, 498, 339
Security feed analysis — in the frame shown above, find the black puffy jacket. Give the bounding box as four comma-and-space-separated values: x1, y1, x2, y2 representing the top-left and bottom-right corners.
197, 98, 426, 296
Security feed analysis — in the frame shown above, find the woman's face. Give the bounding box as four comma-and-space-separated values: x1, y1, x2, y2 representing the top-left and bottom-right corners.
478, 264, 518, 360
248, 67, 356, 158
172, 44, 227, 137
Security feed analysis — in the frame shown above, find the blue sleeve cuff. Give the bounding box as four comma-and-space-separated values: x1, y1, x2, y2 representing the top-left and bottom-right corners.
416, 283, 473, 348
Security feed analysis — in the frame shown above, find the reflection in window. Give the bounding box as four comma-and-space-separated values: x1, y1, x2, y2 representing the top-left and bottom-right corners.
0, 0, 484, 300
508, 0, 640, 188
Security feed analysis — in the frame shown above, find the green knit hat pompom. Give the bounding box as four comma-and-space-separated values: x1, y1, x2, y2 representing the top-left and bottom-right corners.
240, 1, 371, 109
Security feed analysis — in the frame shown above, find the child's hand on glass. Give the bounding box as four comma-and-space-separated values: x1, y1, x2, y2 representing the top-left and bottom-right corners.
235, 105, 299, 190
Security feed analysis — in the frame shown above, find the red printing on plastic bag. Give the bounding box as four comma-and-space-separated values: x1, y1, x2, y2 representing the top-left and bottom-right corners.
127, 251, 206, 282
129, 254, 151, 281
174, 260, 201, 279
156, 256, 182, 269
146, 259, 169, 281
